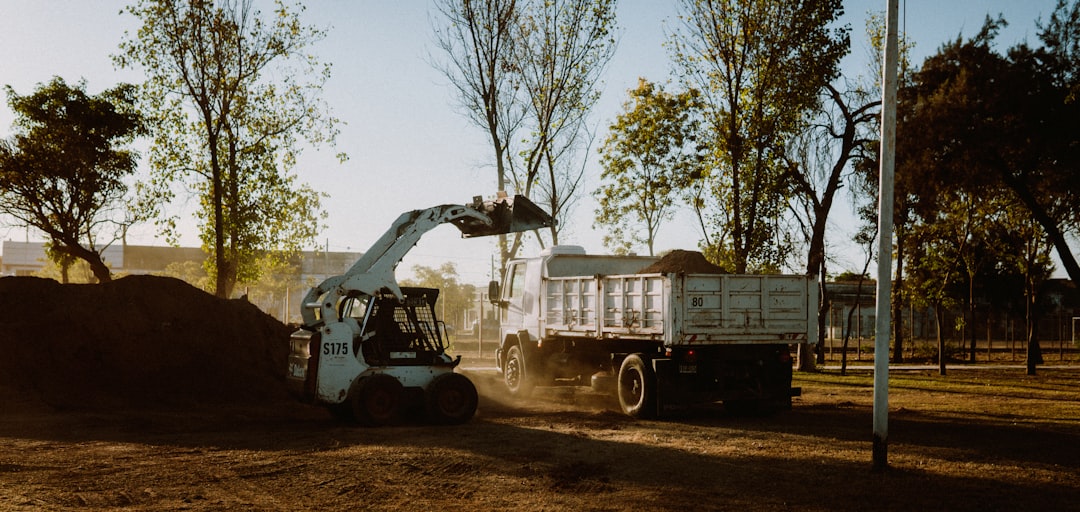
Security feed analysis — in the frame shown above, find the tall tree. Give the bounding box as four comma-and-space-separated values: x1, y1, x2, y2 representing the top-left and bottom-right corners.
785, 82, 878, 368
511, 0, 617, 245
911, 14, 1080, 287
0, 77, 145, 283
669, 0, 848, 273
431, 0, 523, 270
595, 79, 703, 256
116, 0, 341, 298
433, 0, 617, 258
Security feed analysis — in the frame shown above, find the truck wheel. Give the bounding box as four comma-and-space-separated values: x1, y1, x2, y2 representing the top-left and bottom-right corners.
503, 344, 534, 397
618, 354, 656, 419
426, 372, 478, 425
350, 374, 403, 426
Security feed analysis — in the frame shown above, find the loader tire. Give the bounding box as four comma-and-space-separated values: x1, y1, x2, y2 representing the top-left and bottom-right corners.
350, 374, 403, 427
426, 372, 478, 425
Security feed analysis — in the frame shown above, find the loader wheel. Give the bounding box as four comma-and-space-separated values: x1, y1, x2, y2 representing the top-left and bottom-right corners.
426, 372, 478, 425
503, 344, 534, 398
350, 374, 403, 427
618, 354, 656, 419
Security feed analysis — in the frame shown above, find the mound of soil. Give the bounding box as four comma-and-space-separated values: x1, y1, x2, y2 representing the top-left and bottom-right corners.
0, 275, 292, 409
638, 249, 729, 274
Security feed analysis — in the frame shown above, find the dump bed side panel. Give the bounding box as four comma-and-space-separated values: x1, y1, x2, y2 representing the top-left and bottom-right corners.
673, 274, 814, 344
542, 274, 666, 339
541, 273, 815, 345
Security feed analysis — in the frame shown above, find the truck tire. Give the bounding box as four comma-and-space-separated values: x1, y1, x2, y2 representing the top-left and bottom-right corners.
350, 374, 404, 426
503, 344, 534, 398
618, 354, 656, 419
426, 372, 478, 425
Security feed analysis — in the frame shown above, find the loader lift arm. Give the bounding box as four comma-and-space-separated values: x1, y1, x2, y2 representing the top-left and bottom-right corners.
300, 193, 552, 330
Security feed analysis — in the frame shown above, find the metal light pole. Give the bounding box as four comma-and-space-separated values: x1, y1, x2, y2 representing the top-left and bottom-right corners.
873, 0, 900, 471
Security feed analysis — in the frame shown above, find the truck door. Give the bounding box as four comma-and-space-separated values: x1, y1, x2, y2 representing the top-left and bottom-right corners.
501, 262, 527, 338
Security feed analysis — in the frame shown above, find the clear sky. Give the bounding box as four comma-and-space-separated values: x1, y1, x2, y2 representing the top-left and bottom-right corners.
0, 0, 1065, 284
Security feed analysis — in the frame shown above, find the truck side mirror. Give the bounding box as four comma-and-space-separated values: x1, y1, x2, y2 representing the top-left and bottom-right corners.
487, 280, 501, 304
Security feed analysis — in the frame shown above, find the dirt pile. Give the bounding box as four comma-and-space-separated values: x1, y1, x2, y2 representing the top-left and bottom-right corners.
0, 275, 292, 409
638, 249, 729, 274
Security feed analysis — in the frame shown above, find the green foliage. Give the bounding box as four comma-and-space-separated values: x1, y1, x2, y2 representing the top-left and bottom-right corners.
399, 263, 478, 332
33, 253, 119, 284
901, 10, 1080, 286
0, 77, 145, 283
595, 80, 703, 256
115, 0, 341, 297
833, 271, 871, 283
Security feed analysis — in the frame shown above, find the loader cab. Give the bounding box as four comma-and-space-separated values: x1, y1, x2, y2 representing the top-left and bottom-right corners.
351, 287, 449, 366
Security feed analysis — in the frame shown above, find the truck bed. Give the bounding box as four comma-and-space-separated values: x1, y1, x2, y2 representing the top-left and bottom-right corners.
541, 273, 817, 346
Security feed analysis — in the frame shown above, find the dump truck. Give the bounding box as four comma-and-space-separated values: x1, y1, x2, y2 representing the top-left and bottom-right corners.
489, 246, 818, 417
286, 193, 553, 425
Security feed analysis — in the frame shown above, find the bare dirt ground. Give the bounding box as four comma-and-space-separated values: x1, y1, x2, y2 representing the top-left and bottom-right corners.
3, 369, 1079, 512
2, 276, 1078, 511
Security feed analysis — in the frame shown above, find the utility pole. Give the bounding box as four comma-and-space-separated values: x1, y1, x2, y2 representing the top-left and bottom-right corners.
873, 0, 900, 472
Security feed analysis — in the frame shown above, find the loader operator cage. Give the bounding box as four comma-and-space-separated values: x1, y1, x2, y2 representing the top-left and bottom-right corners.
344, 287, 447, 364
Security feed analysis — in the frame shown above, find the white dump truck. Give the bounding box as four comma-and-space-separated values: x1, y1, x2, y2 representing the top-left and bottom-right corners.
489, 246, 818, 417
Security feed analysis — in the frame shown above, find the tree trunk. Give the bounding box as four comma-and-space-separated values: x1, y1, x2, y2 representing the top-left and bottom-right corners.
1002, 171, 1080, 287
1025, 284, 1044, 376
935, 302, 947, 376
798, 226, 827, 372
210, 131, 228, 298
840, 281, 868, 376
60, 242, 112, 284
891, 230, 905, 362
968, 277, 977, 364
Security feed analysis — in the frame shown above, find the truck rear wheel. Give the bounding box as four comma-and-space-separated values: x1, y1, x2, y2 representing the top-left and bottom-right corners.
350, 374, 403, 426
618, 354, 656, 419
503, 344, 534, 397
426, 372, 478, 425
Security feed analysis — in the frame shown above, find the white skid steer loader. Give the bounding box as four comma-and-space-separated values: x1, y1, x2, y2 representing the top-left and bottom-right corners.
286, 193, 552, 425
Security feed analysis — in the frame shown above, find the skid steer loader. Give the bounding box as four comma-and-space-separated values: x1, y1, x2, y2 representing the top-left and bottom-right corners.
286, 193, 552, 425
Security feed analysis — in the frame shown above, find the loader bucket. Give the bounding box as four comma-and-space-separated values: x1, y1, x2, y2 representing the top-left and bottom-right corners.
453, 193, 554, 238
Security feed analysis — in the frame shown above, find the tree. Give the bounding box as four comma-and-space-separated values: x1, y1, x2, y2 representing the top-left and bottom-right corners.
0, 77, 145, 283
116, 0, 341, 298
905, 219, 963, 375
432, 0, 617, 259
785, 82, 878, 368
511, 0, 617, 246
669, 0, 849, 273
431, 0, 523, 270
839, 222, 876, 376
594, 79, 703, 256
911, 13, 1080, 287
399, 263, 478, 334
898, 11, 1080, 373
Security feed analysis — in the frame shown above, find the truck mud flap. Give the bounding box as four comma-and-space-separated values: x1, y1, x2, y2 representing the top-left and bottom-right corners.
652, 358, 683, 415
